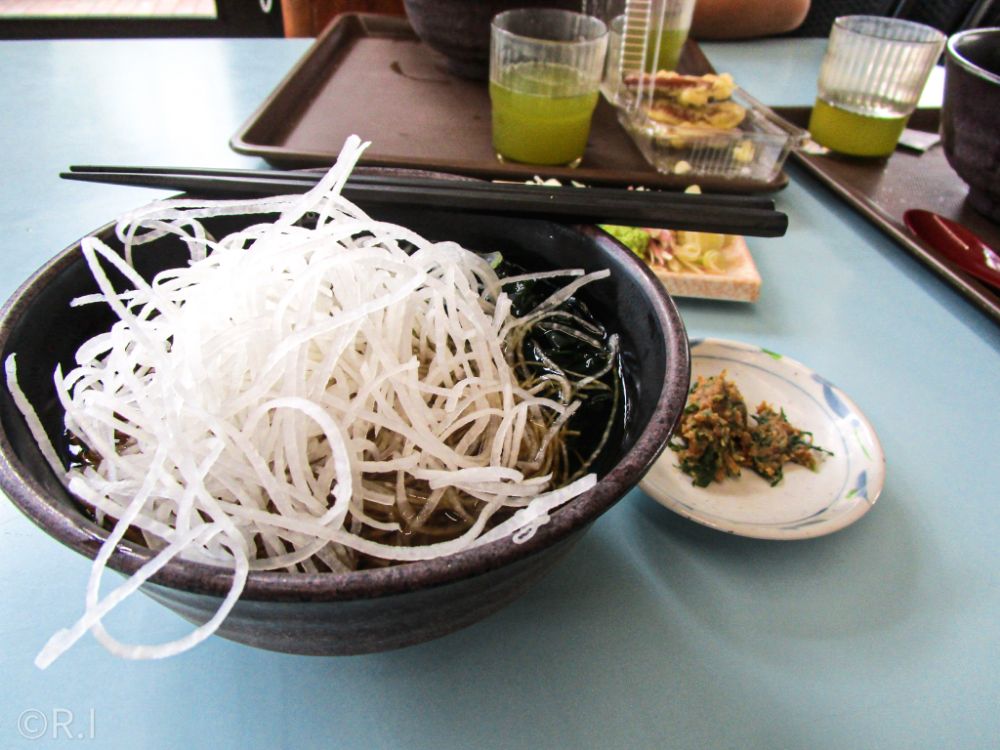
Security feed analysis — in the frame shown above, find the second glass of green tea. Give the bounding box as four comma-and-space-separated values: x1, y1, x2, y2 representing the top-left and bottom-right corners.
489, 9, 608, 168
808, 16, 945, 158
640, 0, 697, 73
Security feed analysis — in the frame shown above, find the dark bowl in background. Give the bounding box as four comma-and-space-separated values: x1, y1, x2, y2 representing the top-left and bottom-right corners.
402, 0, 580, 79
941, 27, 1000, 222
0, 199, 690, 656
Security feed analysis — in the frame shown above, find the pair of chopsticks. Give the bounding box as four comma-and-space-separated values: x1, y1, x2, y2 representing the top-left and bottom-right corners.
61, 165, 787, 238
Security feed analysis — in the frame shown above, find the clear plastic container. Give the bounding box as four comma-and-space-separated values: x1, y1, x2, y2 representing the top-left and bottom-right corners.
601, 13, 806, 183
615, 87, 805, 182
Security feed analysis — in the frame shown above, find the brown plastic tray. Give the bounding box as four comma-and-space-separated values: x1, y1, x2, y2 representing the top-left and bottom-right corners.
778, 107, 1000, 324
230, 13, 787, 193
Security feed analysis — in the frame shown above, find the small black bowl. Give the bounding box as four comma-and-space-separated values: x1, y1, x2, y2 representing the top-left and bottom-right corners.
0, 200, 689, 656
403, 0, 580, 79
942, 27, 1000, 222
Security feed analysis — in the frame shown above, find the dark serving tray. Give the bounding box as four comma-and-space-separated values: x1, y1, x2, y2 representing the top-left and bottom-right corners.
230, 13, 787, 193
777, 107, 1000, 324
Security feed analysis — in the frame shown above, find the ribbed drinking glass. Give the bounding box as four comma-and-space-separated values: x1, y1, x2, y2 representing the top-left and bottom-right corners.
809, 15, 946, 157
489, 9, 608, 168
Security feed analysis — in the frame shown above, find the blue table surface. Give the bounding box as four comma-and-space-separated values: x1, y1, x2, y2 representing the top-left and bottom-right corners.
0, 36, 997, 750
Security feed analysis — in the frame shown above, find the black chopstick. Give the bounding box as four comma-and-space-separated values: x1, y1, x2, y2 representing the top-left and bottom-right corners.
61, 166, 787, 237
67, 164, 777, 211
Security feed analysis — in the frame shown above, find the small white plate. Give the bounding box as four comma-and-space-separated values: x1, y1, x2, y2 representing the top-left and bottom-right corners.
640, 338, 885, 540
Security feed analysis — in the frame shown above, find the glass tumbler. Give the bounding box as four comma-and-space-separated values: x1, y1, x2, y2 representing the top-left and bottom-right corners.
585, 0, 695, 73
635, 0, 697, 73
489, 9, 608, 168
808, 15, 946, 158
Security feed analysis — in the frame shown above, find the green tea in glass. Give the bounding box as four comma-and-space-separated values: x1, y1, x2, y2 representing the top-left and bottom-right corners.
490, 9, 608, 168
809, 16, 945, 158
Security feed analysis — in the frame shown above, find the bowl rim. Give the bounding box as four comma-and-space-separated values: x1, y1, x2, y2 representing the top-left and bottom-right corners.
946, 27, 1000, 85
0, 215, 690, 603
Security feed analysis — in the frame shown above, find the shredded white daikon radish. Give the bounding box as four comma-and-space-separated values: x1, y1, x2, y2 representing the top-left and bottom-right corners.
8, 135, 617, 668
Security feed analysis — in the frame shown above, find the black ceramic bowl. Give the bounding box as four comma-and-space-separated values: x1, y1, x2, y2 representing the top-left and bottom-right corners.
0, 201, 689, 656
942, 27, 1000, 221
403, 0, 579, 79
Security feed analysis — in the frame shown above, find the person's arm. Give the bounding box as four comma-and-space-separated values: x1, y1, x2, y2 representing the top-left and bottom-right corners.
690, 0, 811, 39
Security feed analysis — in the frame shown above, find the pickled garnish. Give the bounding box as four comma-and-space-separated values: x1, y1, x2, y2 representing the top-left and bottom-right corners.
669, 371, 830, 487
